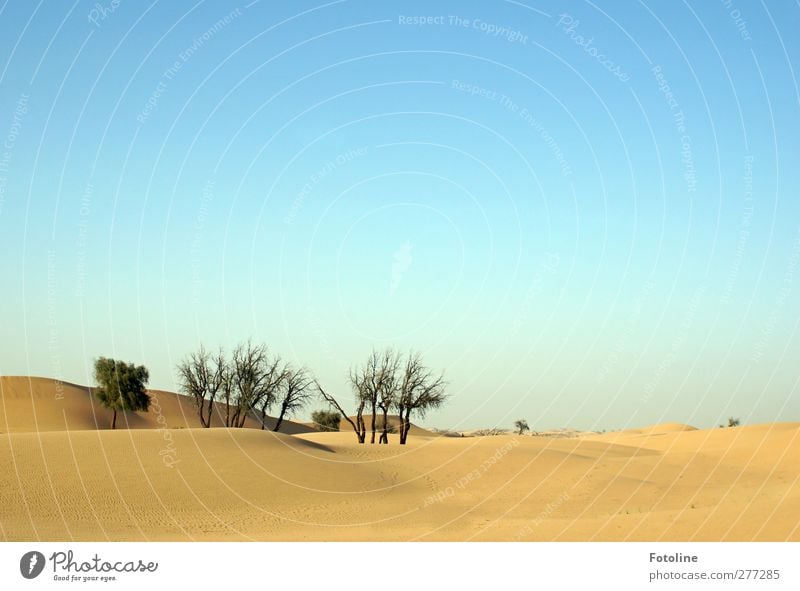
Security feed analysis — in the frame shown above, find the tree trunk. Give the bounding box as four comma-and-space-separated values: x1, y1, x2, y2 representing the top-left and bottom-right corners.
317, 384, 365, 443
273, 405, 287, 432
357, 413, 365, 444
379, 408, 389, 444
197, 400, 205, 427
231, 406, 240, 428
206, 395, 216, 427
111, 408, 117, 430
399, 409, 411, 444
210, 400, 220, 426
343, 414, 364, 443
356, 413, 365, 443
370, 403, 377, 444
204, 397, 214, 427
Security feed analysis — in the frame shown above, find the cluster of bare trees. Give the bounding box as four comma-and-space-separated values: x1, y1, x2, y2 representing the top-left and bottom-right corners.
177, 342, 448, 443
317, 348, 447, 445
176, 341, 313, 432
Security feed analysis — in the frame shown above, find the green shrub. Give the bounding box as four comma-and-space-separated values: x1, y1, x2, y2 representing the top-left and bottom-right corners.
312, 409, 341, 432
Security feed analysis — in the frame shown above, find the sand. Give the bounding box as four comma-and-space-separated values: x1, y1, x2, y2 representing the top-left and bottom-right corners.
0, 376, 313, 434
1, 377, 797, 541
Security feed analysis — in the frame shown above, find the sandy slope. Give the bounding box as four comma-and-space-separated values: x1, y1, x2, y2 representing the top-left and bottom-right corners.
301, 414, 440, 438
1, 421, 797, 541
1, 377, 797, 541
0, 376, 314, 434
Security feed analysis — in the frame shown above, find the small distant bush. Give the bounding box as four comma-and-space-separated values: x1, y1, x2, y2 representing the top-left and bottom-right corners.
431, 428, 463, 437
312, 409, 341, 432
727, 417, 740, 428
471, 428, 508, 437
514, 419, 530, 435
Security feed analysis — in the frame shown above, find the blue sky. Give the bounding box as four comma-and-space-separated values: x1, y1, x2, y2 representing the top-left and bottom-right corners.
1, 0, 798, 431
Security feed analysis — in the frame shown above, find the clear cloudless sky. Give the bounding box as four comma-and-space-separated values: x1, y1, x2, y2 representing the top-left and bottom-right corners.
0, 0, 798, 431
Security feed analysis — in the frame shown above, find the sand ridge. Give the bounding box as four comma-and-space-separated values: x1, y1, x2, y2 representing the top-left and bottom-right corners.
1, 377, 797, 541
0, 376, 314, 434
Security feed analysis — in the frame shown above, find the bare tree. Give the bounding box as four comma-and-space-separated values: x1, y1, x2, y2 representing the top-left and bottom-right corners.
350, 348, 401, 444
176, 345, 224, 428
255, 356, 286, 428
316, 380, 366, 443
179, 341, 285, 428
229, 341, 285, 429
315, 351, 447, 445
230, 341, 265, 428
273, 365, 314, 432
350, 354, 377, 444
216, 349, 235, 427
397, 352, 448, 445
514, 419, 530, 435
356, 397, 367, 442
348, 366, 370, 441
251, 358, 287, 431
376, 349, 401, 444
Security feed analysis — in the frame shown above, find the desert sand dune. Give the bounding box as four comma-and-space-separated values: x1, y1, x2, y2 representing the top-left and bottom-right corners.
303, 414, 440, 438
1, 405, 797, 541
1, 377, 797, 541
0, 376, 314, 434
601, 423, 699, 437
